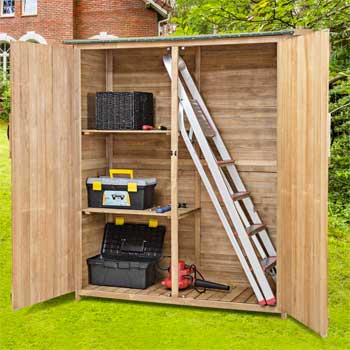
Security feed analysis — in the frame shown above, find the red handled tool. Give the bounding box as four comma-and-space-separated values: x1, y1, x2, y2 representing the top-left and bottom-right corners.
162, 260, 230, 292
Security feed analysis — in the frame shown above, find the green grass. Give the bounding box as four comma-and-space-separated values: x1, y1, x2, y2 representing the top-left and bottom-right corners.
0, 120, 349, 349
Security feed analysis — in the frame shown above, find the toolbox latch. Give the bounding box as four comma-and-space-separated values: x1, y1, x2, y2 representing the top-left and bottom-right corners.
92, 181, 102, 191
127, 182, 138, 192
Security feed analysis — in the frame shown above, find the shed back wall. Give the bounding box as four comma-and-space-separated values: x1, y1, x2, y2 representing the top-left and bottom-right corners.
199, 43, 277, 282
80, 44, 277, 284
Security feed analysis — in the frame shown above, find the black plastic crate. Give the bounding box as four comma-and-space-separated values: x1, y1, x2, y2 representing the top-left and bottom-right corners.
96, 92, 154, 130
87, 223, 166, 289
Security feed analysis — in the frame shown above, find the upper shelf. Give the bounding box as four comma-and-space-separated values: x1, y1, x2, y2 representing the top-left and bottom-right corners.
82, 129, 171, 136
82, 207, 200, 220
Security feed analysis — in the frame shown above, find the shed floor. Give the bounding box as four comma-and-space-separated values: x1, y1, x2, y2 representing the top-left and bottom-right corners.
78, 280, 279, 314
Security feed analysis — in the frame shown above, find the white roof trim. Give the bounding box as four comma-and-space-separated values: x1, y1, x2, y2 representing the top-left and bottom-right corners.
89, 32, 119, 40
0, 33, 16, 42
19, 31, 47, 45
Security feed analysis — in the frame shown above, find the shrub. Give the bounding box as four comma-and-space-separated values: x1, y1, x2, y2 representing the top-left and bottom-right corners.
0, 77, 10, 122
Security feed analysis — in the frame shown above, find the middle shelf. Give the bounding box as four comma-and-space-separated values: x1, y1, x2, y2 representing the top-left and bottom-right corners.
82, 207, 201, 220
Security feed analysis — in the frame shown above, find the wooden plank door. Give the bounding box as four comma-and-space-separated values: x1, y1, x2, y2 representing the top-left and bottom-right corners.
11, 42, 81, 309
277, 30, 329, 336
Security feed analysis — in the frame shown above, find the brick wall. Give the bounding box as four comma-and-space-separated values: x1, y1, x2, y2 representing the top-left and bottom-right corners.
0, 0, 159, 44
0, 0, 75, 43
74, 0, 158, 39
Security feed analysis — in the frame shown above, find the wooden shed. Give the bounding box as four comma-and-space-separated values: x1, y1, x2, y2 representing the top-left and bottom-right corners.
10, 29, 329, 337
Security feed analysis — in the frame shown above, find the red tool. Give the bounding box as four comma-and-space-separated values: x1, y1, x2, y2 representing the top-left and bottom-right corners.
162, 260, 230, 292
142, 125, 155, 130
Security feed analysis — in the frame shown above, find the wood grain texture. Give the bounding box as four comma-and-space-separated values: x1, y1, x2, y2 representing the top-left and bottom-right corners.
81, 50, 106, 129
198, 43, 278, 280
73, 35, 283, 51
80, 43, 278, 285
75, 33, 328, 329
78, 282, 279, 313
11, 42, 79, 309
277, 31, 329, 336
171, 46, 179, 297
74, 48, 83, 300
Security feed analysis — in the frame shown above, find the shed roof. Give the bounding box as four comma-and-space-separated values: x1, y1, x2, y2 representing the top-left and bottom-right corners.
64, 29, 294, 45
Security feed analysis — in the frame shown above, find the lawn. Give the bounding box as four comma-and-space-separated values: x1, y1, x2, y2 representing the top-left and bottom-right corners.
0, 120, 349, 350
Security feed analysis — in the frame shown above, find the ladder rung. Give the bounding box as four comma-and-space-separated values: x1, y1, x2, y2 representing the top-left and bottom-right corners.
233, 223, 265, 237
216, 160, 235, 167
246, 224, 266, 236
260, 256, 277, 271
201, 159, 235, 167
231, 191, 250, 201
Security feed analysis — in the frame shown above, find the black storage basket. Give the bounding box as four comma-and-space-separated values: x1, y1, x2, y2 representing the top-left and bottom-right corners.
96, 92, 153, 130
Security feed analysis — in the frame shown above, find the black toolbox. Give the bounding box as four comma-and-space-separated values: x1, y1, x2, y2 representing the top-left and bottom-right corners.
87, 223, 166, 289
86, 169, 157, 210
95, 91, 154, 130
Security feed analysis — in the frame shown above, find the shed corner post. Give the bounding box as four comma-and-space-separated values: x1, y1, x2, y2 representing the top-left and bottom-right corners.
171, 46, 179, 298
74, 46, 83, 302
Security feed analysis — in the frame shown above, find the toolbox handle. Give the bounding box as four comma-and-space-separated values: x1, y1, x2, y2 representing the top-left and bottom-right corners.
109, 169, 134, 179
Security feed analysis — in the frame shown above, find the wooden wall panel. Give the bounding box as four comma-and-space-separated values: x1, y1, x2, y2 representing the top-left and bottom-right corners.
81, 215, 105, 287
81, 135, 108, 285
11, 43, 80, 309
81, 135, 107, 208
112, 47, 196, 128
199, 44, 278, 281
277, 31, 329, 336
79, 44, 278, 285
112, 135, 196, 264
81, 50, 106, 129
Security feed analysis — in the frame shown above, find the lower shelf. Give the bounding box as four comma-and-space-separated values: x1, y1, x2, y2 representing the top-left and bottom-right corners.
78, 282, 279, 314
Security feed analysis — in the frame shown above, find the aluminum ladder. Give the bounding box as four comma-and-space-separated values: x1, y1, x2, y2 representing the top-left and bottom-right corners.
163, 54, 277, 306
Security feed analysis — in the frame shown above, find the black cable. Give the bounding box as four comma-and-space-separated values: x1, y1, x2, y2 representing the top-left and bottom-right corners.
190, 264, 206, 294
156, 255, 171, 271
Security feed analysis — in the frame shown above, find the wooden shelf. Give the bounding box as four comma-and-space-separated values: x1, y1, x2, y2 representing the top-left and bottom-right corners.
78, 283, 279, 314
82, 207, 200, 220
82, 129, 171, 135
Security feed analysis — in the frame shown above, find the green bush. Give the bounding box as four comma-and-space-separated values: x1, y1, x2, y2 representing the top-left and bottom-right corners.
0, 77, 10, 122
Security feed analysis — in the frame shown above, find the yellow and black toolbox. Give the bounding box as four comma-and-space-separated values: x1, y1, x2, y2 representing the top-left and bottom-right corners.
86, 169, 157, 210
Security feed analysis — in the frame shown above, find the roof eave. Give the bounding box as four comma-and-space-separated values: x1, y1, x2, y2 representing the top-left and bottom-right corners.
145, 1, 168, 18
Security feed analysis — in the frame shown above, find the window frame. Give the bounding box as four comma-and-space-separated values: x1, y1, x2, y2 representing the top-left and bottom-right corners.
22, 0, 37, 17
1, 0, 15, 17
0, 41, 11, 78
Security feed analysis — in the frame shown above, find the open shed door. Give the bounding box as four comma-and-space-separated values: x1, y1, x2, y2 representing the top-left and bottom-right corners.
11, 42, 81, 309
277, 30, 329, 336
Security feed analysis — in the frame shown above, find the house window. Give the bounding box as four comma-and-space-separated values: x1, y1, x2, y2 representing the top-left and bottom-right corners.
22, 0, 37, 16
1, 0, 15, 16
0, 42, 10, 78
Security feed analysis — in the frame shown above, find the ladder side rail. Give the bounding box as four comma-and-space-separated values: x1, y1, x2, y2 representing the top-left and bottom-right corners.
178, 56, 277, 257
178, 58, 218, 135
178, 104, 266, 304
176, 80, 275, 303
